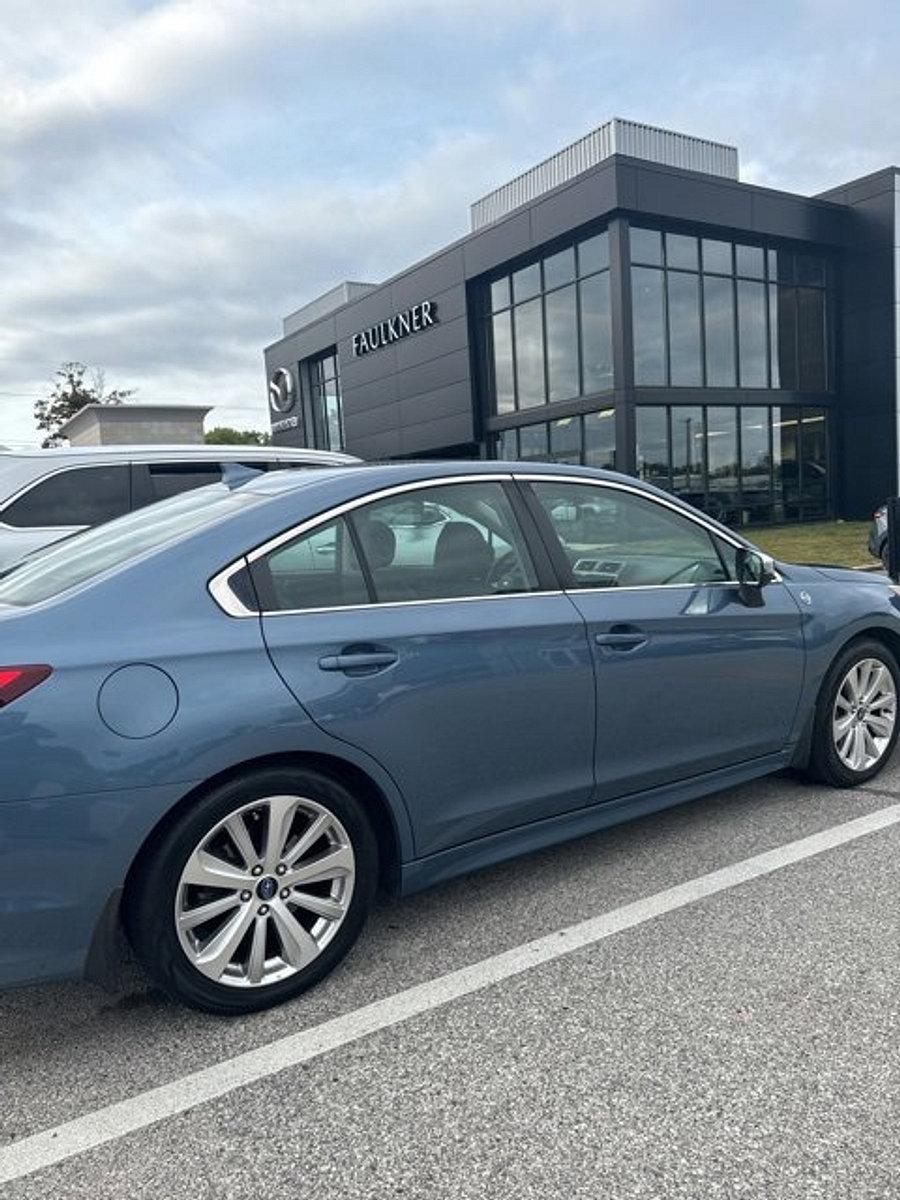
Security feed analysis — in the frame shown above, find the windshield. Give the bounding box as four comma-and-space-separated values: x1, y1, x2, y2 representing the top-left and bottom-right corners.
0, 482, 263, 607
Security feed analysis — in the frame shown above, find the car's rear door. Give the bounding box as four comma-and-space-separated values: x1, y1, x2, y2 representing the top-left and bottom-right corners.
520, 476, 806, 802
255, 476, 596, 857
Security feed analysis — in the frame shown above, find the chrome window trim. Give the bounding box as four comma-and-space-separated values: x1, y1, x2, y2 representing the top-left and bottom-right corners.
514, 471, 783, 584
513, 472, 745, 547
210, 473, 539, 616
214, 588, 568, 620
242, 474, 513, 564
207, 469, 783, 618
208, 558, 257, 618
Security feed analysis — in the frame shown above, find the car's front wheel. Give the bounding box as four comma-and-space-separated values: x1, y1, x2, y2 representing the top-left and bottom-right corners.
126, 767, 377, 1014
806, 639, 900, 787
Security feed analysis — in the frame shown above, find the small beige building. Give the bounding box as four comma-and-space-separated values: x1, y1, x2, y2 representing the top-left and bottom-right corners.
58, 404, 212, 447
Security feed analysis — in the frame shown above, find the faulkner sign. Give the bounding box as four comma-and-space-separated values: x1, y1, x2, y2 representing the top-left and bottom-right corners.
351, 300, 437, 357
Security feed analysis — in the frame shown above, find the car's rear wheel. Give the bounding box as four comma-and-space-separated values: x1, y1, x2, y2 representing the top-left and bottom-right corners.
805, 639, 900, 787
126, 767, 377, 1014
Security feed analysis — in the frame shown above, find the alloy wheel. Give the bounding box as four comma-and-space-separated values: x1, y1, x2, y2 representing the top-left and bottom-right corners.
175, 794, 355, 988
831, 657, 897, 773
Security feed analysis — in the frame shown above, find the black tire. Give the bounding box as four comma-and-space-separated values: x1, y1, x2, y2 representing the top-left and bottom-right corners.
804, 638, 900, 787
125, 767, 378, 1015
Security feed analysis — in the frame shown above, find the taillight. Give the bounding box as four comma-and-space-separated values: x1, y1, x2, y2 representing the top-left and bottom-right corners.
0, 665, 52, 707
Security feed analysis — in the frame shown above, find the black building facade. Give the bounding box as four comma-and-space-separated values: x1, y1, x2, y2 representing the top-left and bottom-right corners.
265, 121, 900, 525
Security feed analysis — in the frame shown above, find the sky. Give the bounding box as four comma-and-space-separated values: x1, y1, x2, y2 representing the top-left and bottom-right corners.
1, 0, 899, 448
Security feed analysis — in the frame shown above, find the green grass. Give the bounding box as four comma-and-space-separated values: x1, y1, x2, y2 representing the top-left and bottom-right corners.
748, 521, 873, 569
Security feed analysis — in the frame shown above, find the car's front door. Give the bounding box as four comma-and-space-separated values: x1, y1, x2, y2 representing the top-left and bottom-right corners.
522, 477, 806, 802
256, 478, 596, 857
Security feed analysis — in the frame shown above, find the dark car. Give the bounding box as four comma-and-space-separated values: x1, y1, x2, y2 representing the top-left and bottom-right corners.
870, 503, 889, 569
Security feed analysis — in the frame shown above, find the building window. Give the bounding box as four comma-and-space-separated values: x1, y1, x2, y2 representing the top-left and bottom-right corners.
635, 403, 830, 526
485, 228, 613, 415
494, 407, 615, 471
300, 349, 344, 450
632, 267, 666, 386
630, 227, 830, 393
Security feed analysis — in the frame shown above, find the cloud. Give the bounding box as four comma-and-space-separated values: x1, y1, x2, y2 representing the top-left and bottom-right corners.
0, 127, 509, 446
1, 0, 899, 449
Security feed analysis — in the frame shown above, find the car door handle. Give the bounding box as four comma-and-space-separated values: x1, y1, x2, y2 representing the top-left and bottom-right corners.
318, 650, 399, 673
594, 629, 648, 652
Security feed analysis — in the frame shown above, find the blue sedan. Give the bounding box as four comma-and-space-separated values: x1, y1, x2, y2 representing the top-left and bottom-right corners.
1, 462, 898, 1013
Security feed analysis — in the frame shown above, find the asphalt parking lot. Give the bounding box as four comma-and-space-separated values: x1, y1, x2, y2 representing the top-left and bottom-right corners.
1, 762, 899, 1199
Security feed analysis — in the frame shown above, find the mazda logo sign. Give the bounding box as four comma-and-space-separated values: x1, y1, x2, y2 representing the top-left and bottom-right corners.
269, 367, 296, 413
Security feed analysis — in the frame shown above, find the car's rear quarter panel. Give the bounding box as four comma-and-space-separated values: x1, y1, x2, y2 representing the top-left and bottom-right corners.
0, 496, 416, 986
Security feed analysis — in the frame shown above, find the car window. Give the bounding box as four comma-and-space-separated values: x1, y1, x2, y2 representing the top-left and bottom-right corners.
143, 462, 224, 502
254, 481, 539, 611
530, 481, 731, 588
136, 461, 300, 508
256, 518, 368, 611
1, 465, 130, 529
351, 481, 537, 603
0, 483, 262, 607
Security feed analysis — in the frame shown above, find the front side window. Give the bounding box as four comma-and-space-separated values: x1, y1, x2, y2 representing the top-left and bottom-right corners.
1, 465, 130, 529
530, 481, 731, 590
254, 481, 539, 611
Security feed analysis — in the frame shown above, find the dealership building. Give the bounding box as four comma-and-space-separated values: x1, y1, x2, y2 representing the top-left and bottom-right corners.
264, 118, 900, 526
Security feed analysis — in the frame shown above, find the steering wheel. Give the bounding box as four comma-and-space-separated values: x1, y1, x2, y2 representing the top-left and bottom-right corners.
487, 551, 529, 592
658, 560, 708, 585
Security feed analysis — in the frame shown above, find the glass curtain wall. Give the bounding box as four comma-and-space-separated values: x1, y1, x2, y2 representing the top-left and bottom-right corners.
630, 229, 830, 392
487, 229, 614, 415
496, 409, 615, 470
302, 350, 345, 451
636, 404, 829, 525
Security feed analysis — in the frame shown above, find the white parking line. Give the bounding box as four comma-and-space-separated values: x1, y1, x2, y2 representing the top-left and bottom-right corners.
2, 800, 900, 1187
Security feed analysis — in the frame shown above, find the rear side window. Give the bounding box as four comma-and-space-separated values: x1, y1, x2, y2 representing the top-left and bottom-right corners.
252, 518, 368, 611
351, 481, 537, 603
253, 481, 538, 612
1, 465, 130, 529
135, 461, 287, 508
141, 463, 224, 503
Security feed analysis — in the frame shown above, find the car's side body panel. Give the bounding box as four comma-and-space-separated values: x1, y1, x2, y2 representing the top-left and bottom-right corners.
262, 593, 597, 857
568, 581, 806, 798
400, 748, 793, 895
0, 461, 899, 991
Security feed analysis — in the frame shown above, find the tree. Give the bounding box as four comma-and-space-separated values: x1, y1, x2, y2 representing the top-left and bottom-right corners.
35, 362, 135, 448
204, 426, 272, 446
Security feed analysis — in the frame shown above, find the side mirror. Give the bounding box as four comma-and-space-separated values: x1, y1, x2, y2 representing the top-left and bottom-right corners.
736, 547, 776, 606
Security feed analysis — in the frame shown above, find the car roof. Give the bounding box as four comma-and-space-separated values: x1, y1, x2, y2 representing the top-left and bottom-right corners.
234, 458, 643, 498
0, 444, 359, 464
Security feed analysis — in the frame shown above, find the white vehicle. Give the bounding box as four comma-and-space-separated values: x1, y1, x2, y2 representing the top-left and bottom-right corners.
0, 444, 359, 571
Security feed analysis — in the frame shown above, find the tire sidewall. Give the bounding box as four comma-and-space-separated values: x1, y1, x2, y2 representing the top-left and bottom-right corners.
811, 639, 900, 787
126, 767, 378, 1015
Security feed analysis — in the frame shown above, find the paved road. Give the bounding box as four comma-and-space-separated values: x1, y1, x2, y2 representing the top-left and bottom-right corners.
1, 761, 899, 1198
